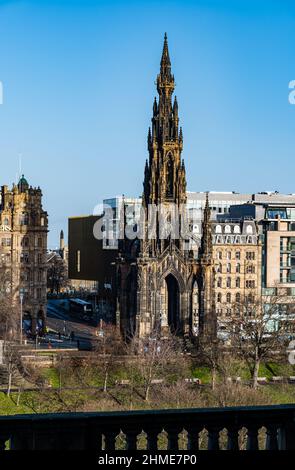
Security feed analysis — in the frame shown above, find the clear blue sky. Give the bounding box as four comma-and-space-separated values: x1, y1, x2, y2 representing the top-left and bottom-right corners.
0, 0, 295, 248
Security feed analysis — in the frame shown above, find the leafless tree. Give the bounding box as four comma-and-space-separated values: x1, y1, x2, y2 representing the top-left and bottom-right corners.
128, 329, 184, 402
0, 260, 18, 342
224, 292, 294, 388
196, 337, 226, 390
47, 252, 68, 294
94, 322, 125, 392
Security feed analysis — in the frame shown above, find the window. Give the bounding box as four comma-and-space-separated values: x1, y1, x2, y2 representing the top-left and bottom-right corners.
235, 251, 241, 260
3, 217, 9, 226
236, 263, 241, 273
217, 277, 222, 288
226, 277, 231, 288
227, 251, 232, 260
217, 293, 222, 303
225, 225, 231, 234
1, 237, 11, 247
226, 308, 231, 316
37, 253, 42, 264
19, 214, 29, 226
20, 253, 29, 263
236, 292, 241, 303
246, 225, 253, 234
38, 238, 42, 248
215, 225, 222, 234
21, 237, 29, 247
226, 293, 231, 303
246, 251, 255, 260
234, 225, 240, 234
246, 264, 255, 274
246, 280, 255, 289
236, 277, 240, 288
216, 263, 222, 273
226, 263, 231, 273
217, 251, 222, 260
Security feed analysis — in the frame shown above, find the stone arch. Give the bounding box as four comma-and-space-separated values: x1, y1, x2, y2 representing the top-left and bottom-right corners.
158, 265, 186, 294
165, 273, 180, 334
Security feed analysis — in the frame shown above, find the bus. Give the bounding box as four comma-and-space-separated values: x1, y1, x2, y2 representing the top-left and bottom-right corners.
69, 298, 93, 321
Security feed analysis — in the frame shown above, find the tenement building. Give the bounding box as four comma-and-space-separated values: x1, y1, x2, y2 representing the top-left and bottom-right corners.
211, 220, 262, 327
0, 175, 48, 334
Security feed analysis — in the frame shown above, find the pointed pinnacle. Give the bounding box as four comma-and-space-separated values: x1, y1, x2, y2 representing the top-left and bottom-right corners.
161, 32, 171, 67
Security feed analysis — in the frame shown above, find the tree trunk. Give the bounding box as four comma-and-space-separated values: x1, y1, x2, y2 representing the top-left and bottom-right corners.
103, 369, 108, 393
7, 371, 12, 396
144, 382, 150, 402
252, 359, 260, 389
17, 387, 22, 406
211, 366, 217, 391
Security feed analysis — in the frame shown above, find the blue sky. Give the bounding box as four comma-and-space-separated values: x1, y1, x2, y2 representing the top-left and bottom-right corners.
0, 0, 295, 247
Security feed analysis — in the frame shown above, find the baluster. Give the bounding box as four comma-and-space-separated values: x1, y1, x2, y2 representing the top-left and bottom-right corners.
207, 428, 220, 450
86, 425, 102, 450
278, 423, 295, 450
227, 427, 239, 450
146, 429, 159, 451
166, 427, 180, 450
104, 431, 117, 451
0, 436, 8, 451
125, 430, 138, 450
265, 425, 278, 450
246, 427, 259, 450
187, 428, 200, 451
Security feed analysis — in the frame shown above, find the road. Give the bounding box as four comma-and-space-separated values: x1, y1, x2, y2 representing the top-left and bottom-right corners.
45, 299, 100, 350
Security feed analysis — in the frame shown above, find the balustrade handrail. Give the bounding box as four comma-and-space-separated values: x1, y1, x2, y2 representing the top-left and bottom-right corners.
0, 403, 295, 450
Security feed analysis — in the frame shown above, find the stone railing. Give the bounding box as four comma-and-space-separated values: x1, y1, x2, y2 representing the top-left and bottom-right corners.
0, 404, 295, 450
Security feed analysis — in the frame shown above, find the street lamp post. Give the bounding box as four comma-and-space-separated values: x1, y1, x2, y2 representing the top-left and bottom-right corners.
19, 289, 24, 345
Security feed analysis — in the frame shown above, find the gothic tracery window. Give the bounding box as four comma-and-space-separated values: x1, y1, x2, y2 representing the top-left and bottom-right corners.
166, 154, 174, 197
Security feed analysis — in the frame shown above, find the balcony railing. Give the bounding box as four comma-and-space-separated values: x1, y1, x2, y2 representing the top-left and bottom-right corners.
0, 404, 295, 450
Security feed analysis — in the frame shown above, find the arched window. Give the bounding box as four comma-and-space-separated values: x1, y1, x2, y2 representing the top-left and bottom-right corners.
226, 277, 231, 288
217, 251, 222, 260
226, 263, 231, 273
216, 263, 222, 273
19, 213, 29, 226
234, 225, 240, 234
166, 154, 174, 197
227, 251, 232, 260
236, 263, 241, 273
236, 292, 241, 303
217, 277, 222, 288
226, 308, 231, 316
226, 292, 231, 303
217, 293, 222, 303
246, 225, 253, 234
236, 277, 240, 288
225, 225, 231, 234
235, 251, 241, 260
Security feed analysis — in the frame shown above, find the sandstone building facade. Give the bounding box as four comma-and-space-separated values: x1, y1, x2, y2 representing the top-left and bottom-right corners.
0, 175, 48, 335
